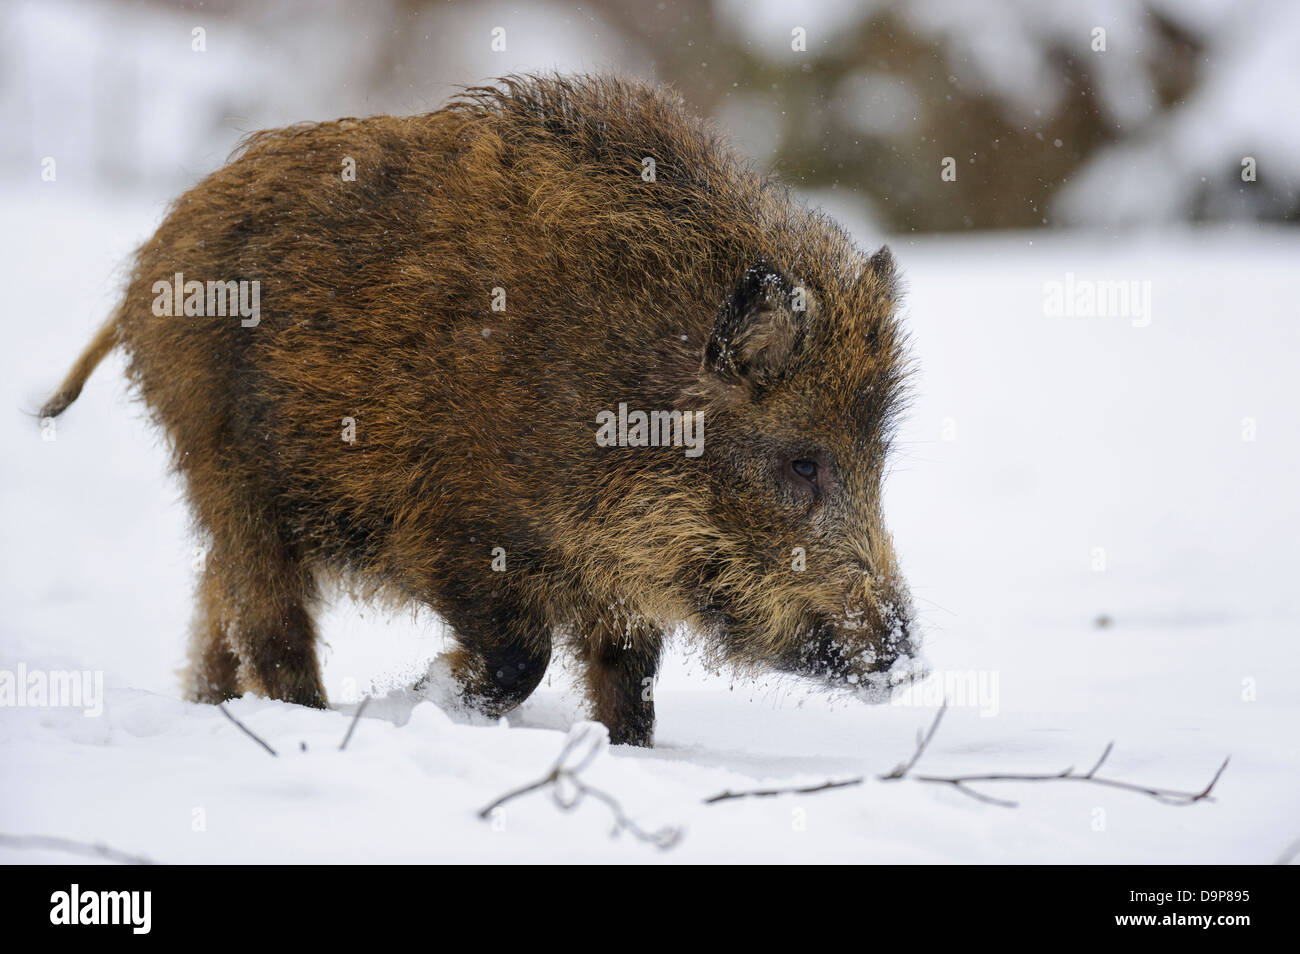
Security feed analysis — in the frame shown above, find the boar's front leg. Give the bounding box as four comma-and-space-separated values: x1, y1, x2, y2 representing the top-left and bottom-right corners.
443, 602, 553, 718
572, 610, 663, 747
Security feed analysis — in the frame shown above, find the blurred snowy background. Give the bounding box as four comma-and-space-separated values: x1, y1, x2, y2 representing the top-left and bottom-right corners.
4, 0, 1298, 231
2, 0, 1298, 863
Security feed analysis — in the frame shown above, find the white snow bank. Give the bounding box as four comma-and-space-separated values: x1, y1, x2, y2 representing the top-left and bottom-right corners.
2, 183, 1297, 862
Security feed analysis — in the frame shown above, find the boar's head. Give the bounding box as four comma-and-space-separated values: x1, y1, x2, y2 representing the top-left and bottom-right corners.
682, 244, 925, 700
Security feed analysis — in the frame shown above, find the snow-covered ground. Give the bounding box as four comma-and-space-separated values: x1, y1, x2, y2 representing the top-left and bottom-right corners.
2, 182, 1297, 863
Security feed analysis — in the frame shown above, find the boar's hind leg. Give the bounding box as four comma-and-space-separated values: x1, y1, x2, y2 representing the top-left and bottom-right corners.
184, 568, 241, 703
444, 605, 552, 718
185, 533, 327, 709
573, 613, 663, 747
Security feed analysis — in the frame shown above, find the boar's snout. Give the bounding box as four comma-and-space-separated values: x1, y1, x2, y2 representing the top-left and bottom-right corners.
784, 576, 929, 703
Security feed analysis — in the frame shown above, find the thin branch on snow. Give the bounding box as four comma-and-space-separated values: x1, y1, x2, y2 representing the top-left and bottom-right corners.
881, 705, 1230, 808
218, 703, 278, 757
339, 695, 371, 751
0, 832, 153, 865
702, 702, 1230, 809
219, 696, 371, 755
881, 700, 950, 780
478, 725, 683, 850
700, 704, 947, 805
704, 778, 863, 804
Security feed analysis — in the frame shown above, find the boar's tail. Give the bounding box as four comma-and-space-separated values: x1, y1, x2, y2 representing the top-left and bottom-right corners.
39, 315, 120, 419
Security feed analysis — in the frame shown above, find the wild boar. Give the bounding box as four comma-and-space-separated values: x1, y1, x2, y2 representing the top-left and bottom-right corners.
40, 73, 922, 746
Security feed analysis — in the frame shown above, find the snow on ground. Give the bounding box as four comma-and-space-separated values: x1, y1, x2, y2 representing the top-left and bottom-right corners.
2, 181, 1298, 863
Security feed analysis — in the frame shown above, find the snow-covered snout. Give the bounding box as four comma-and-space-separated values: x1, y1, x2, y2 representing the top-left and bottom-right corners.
784, 549, 928, 701
686, 247, 923, 696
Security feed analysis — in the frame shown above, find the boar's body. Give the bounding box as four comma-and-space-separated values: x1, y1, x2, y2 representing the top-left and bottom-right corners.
43, 74, 920, 746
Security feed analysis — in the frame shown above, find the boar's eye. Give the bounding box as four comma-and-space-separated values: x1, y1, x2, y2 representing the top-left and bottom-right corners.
784, 457, 822, 495
791, 459, 818, 481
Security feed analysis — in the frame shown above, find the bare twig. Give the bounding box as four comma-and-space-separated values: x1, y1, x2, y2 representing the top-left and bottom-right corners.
704, 778, 863, 804
1085, 741, 1115, 778
339, 695, 371, 751
0, 833, 153, 865
218, 704, 278, 757
478, 774, 557, 817
479, 725, 682, 849
703, 702, 1229, 809
699, 705, 946, 804
882, 702, 950, 779
878, 706, 1229, 808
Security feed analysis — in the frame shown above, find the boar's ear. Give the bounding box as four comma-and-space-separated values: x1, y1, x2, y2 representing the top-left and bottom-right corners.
866, 244, 898, 296
704, 258, 810, 386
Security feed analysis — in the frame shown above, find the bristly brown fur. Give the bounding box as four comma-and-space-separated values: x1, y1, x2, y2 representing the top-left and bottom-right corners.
41, 72, 919, 746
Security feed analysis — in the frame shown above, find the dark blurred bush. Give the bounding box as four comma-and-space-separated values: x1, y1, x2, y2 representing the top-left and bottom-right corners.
10, 0, 1296, 231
